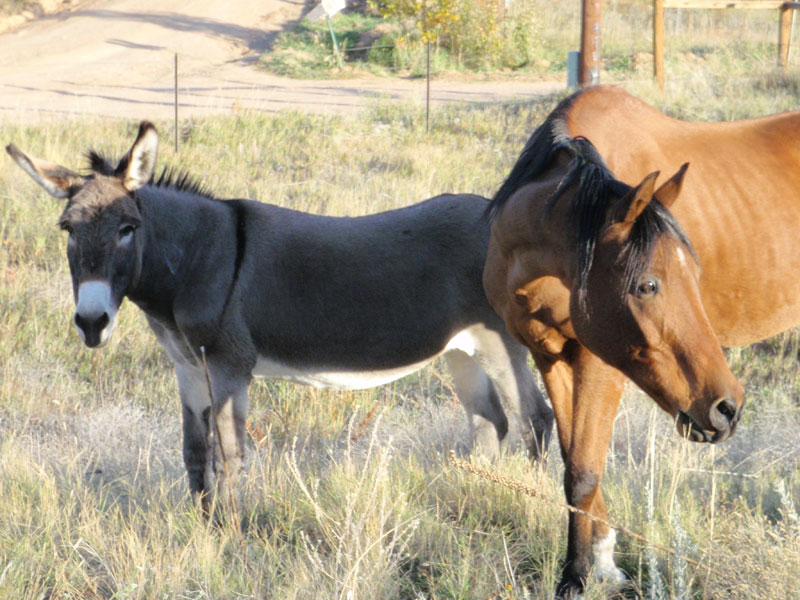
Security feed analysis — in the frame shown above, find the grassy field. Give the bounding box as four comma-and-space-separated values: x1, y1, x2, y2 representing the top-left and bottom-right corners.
3, 31, 800, 600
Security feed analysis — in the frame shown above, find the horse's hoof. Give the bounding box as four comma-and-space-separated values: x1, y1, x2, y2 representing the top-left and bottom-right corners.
593, 565, 627, 584
554, 575, 585, 600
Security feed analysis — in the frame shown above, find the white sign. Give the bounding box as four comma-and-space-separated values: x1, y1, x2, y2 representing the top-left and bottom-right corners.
322, 0, 346, 17
305, 0, 345, 22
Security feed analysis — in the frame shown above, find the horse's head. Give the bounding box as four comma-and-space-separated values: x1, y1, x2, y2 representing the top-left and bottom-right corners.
569, 164, 744, 443
6, 122, 158, 347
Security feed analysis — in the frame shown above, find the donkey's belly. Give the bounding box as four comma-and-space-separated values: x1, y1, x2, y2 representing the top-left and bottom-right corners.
252, 356, 436, 390
252, 328, 479, 390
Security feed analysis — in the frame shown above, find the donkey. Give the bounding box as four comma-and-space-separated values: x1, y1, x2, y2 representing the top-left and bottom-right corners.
6, 122, 554, 508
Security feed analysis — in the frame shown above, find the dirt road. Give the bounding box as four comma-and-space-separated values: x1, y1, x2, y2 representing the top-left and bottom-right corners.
0, 0, 562, 122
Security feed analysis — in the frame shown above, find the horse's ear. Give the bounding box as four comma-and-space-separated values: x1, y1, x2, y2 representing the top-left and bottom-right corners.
615, 170, 660, 225
653, 162, 689, 208
5, 144, 85, 199
115, 121, 158, 192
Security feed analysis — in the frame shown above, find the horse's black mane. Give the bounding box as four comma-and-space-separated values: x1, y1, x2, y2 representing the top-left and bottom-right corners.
488, 90, 696, 308
86, 150, 216, 199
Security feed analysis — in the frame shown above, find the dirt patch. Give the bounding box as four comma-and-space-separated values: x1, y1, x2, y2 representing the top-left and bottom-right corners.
0, 0, 563, 123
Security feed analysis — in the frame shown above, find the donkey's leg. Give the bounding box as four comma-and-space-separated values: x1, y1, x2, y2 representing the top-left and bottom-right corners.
470, 325, 554, 460
174, 362, 214, 511
445, 349, 508, 459
208, 376, 251, 497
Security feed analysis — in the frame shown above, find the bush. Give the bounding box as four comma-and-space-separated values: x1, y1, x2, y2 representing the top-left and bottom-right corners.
369, 0, 539, 70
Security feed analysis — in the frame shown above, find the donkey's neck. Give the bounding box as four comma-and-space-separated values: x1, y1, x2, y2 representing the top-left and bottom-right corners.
127, 187, 237, 326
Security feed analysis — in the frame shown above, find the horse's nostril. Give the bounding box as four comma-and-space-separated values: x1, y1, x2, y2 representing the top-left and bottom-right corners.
717, 398, 736, 422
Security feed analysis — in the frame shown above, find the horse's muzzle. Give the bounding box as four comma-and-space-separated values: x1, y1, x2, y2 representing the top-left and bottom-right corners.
677, 397, 741, 444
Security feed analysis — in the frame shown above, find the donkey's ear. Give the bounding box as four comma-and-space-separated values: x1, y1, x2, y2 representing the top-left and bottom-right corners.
614, 170, 660, 225
115, 121, 158, 192
653, 162, 689, 208
5, 144, 85, 199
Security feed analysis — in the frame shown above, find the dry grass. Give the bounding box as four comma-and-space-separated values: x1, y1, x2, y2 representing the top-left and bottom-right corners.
3, 16, 800, 597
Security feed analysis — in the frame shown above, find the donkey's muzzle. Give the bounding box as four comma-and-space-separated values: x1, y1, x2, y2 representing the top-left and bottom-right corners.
74, 280, 116, 347
75, 310, 110, 347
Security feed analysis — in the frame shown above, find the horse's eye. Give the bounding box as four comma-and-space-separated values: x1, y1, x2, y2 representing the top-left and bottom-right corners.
636, 279, 659, 296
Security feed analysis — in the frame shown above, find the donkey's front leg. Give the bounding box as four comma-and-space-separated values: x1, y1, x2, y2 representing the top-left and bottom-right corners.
175, 363, 215, 513
208, 378, 251, 500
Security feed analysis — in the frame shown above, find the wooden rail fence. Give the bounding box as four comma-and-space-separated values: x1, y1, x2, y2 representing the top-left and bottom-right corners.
654, 0, 800, 90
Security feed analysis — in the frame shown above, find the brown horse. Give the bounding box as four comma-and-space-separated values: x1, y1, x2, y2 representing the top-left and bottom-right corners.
484, 99, 745, 597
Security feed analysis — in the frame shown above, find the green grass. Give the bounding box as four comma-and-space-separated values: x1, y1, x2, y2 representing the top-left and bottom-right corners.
4, 44, 800, 599
261, 12, 390, 78
0, 0, 26, 17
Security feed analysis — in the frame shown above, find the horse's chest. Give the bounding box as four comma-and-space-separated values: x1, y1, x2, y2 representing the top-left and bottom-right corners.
512, 276, 575, 356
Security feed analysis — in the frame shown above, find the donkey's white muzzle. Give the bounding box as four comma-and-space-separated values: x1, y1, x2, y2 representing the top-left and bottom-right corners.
74, 281, 117, 348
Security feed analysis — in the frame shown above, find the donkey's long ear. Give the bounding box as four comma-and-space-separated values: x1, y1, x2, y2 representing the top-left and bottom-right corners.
614, 170, 660, 226
5, 144, 85, 199
115, 121, 158, 192
653, 162, 689, 208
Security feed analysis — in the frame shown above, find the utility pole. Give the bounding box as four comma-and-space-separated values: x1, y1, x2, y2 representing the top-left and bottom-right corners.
579, 0, 602, 86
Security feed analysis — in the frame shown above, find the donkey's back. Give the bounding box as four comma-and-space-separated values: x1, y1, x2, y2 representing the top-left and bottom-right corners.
232, 194, 496, 373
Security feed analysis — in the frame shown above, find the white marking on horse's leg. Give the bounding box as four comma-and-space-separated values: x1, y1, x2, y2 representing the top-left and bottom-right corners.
445, 347, 506, 459
592, 529, 626, 583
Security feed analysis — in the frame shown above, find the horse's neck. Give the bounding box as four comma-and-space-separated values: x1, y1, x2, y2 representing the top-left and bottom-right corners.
496, 178, 580, 289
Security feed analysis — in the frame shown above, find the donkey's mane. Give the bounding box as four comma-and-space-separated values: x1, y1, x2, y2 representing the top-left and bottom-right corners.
86, 150, 216, 199
487, 90, 696, 308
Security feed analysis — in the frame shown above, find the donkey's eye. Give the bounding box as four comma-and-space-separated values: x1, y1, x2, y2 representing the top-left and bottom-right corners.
635, 278, 659, 296
118, 224, 136, 241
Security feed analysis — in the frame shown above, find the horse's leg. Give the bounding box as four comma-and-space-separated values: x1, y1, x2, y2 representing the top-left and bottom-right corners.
533, 346, 626, 597
471, 327, 554, 460
562, 347, 626, 597
444, 349, 507, 459
530, 351, 573, 463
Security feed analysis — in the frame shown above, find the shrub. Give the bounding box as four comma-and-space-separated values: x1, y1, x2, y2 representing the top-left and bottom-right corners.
369, 0, 539, 70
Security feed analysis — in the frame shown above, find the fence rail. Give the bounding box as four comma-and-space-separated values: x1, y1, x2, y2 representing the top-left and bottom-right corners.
654, 0, 800, 89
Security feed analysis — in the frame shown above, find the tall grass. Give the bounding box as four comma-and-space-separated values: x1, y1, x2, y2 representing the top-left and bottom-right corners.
3, 45, 800, 600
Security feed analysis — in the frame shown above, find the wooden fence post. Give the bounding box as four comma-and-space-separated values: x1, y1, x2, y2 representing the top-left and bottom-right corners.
779, 4, 794, 67
579, 0, 603, 86
654, 0, 665, 91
